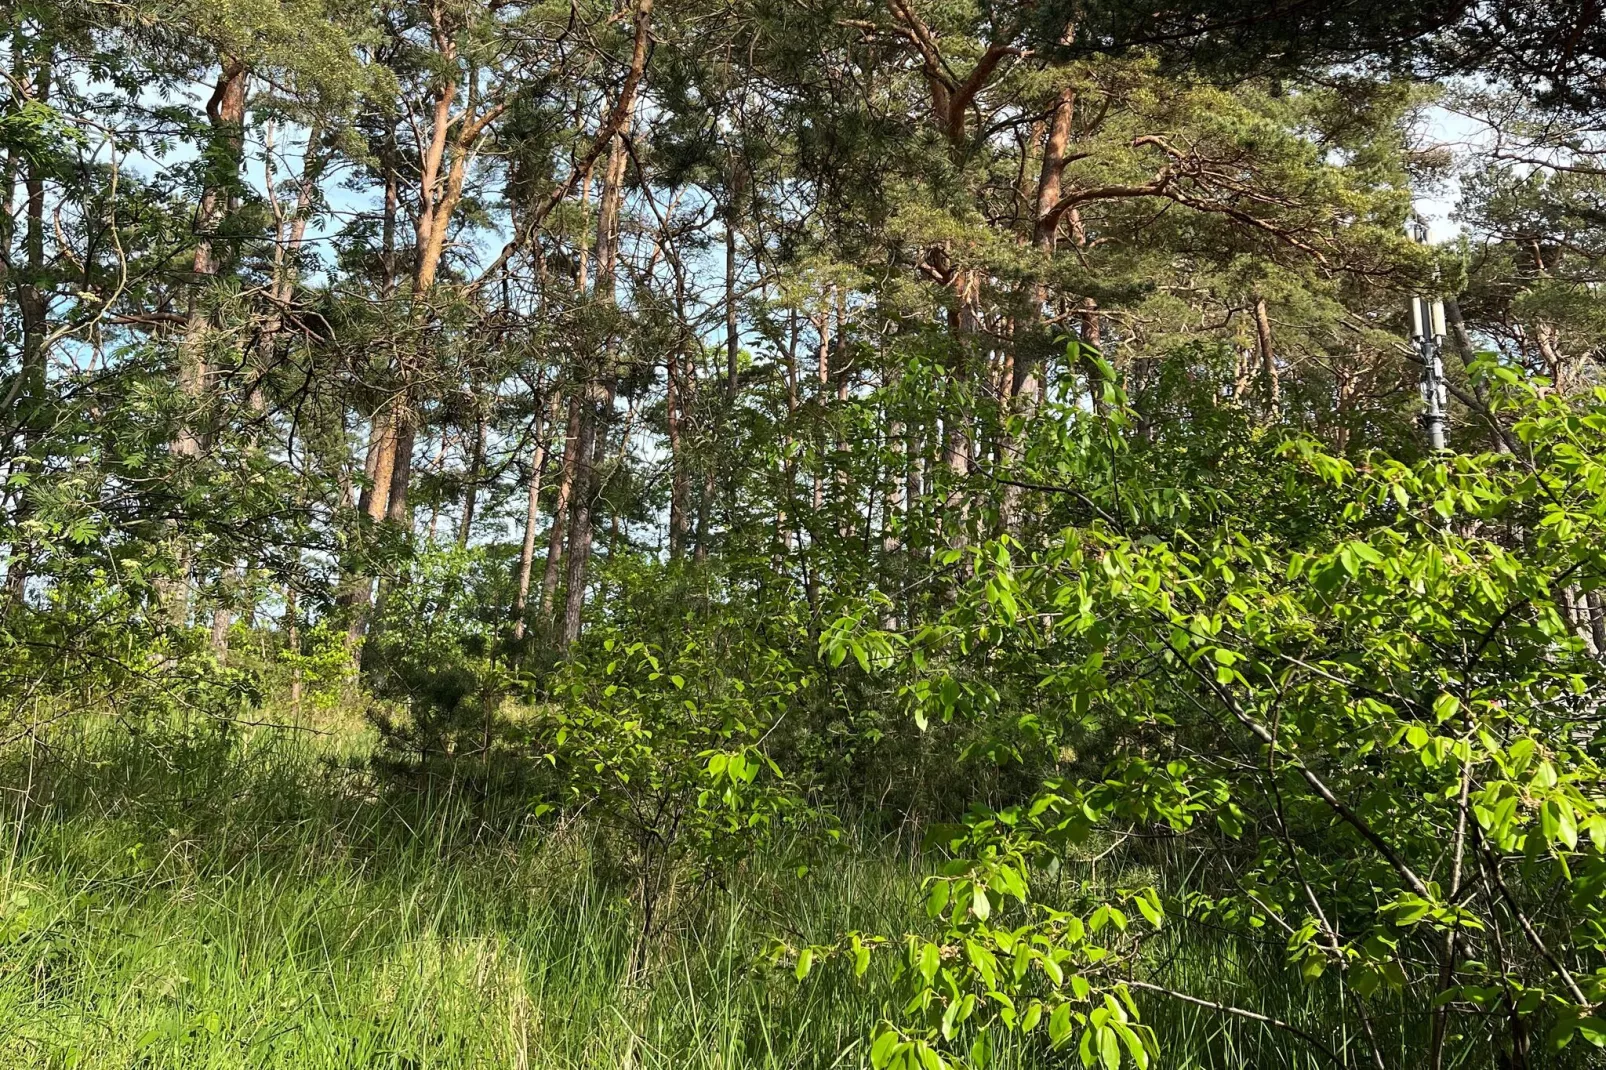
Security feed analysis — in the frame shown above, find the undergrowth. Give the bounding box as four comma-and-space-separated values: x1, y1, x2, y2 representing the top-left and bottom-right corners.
0, 715, 1456, 1068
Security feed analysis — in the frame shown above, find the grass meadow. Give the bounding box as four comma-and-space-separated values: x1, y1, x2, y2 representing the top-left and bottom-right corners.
0, 712, 1451, 1069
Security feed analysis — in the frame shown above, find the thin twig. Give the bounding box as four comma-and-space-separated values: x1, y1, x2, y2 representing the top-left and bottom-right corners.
1124, 980, 1341, 1065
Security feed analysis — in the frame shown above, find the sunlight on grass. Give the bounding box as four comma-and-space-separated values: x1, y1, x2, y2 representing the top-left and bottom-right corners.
0, 719, 1464, 1068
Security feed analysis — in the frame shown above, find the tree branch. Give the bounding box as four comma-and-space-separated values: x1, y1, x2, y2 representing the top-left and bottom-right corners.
1124, 980, 1341, 1065
470, 0, 655, 293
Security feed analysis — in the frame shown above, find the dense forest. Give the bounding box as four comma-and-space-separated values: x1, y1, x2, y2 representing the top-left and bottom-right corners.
3, 1, 1606, 1066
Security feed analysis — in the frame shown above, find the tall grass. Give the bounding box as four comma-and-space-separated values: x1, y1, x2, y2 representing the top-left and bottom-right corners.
0, 716, 1491, 1068
0, 716, 911, 1069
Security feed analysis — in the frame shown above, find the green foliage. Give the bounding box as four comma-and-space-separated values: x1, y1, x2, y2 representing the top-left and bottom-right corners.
0, 584, 260, 732
530, 616, 822, 962
363, 545, 517, 776
814, 368, 1606, 1066
6, 2, 1606, 1066
0, 99, 85, 169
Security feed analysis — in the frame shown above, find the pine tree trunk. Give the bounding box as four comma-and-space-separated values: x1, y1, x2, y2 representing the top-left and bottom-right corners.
539, 395, 581, 626
560, 389, 601, 648
457, 405, 488, 548
512, 394, 557, 641
1000, 84, 1076, 533
942, 269, 975, 578
161, 58, 247, 626
667, 340, 688, 559
834, 289, 852, 540
173, 58, 247, 462
1016, 84, 1076, 403
776, 309, 800, 558
725, 204, 740, 398
1587, 591, 1606, 658
560, 129, 629, 648
806, 305, 830, 612
1253, 295, 1280, 408
5, 47, 52, 607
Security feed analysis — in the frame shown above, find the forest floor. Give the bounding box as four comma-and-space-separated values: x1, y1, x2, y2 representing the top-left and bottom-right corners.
0, 714, 1393, 1069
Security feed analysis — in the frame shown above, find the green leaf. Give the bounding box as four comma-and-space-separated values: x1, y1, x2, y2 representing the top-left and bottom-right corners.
870, 1029, 900, 1069
1349, 540, 1383, 565
1585, 814, 1606, 852
1561, 800, 1586, 848
941, 996, 961, 1040
1113, 1022, 1148, 1070
1547, 800, 1578, 850
1388, 894, 1431, 926
1134, 889, 1163, 928
994, 863, 1027, 903
1100, 1024, 1123, 1070
1048, 1002, 1073, 1049
925, 881, 951, 919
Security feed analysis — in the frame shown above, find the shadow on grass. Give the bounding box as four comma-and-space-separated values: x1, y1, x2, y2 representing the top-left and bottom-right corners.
0, 717, 920, 1070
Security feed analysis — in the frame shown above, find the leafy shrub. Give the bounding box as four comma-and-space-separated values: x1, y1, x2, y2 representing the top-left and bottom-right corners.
532, 617, 821, 973
801, 365, 1606, 1069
